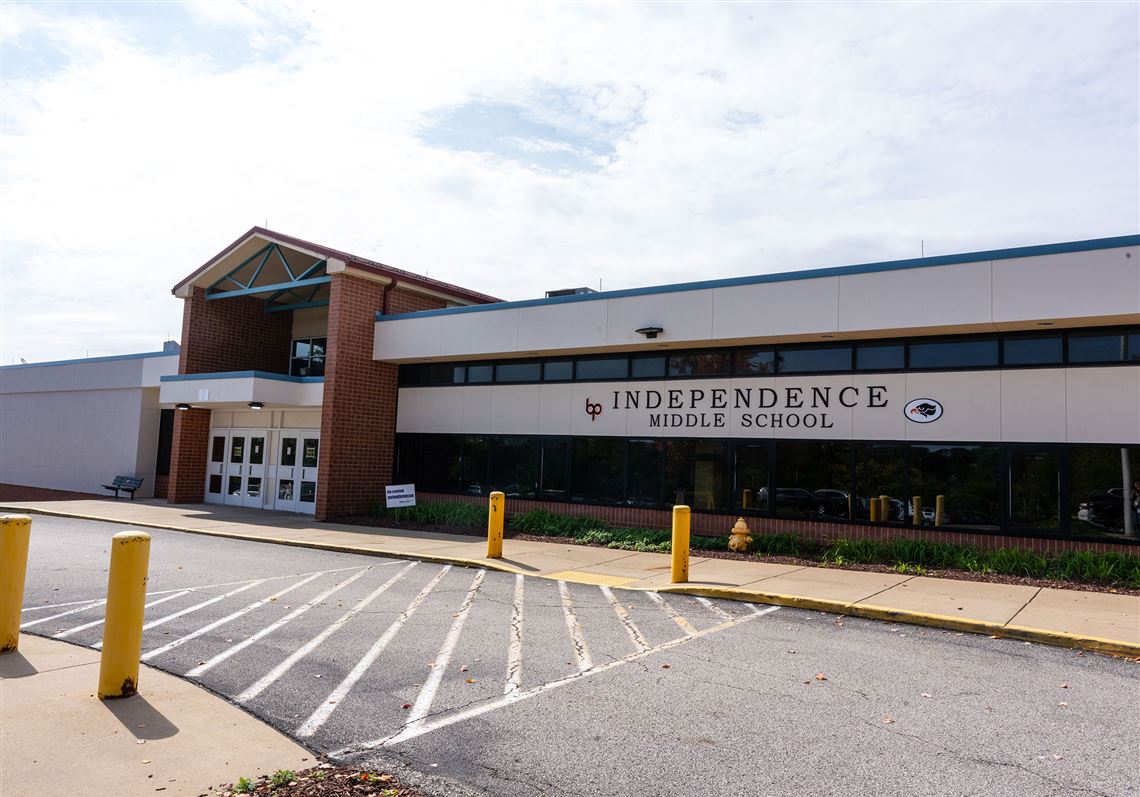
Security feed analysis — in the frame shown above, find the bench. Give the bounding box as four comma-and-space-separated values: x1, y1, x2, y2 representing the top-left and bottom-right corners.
102, 475, 144, 500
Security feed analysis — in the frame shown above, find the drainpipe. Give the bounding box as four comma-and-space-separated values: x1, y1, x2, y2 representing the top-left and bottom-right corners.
381, 280, 398, 316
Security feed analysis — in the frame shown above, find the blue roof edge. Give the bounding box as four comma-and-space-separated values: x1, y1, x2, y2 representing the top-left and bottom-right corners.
375, 234, 1140, 323
0, 349, 178, 371
159, 371, 324, 383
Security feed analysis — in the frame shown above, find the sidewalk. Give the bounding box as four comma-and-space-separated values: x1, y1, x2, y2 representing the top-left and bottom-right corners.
4, 498, 1139, 657
0, 634, 311, 797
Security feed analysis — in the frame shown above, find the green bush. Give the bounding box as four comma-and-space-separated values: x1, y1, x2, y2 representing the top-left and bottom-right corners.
370, 501, 486, 526
751, 532, 813, 557
980, 547, 1049, 578
1048, 551, 1140, 589
509, 508, 607, 536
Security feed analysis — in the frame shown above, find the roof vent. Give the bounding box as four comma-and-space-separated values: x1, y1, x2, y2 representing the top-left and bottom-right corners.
545, 286, 597, 298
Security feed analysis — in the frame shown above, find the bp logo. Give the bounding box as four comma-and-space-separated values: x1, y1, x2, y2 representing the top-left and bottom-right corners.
904, 398, 943, 423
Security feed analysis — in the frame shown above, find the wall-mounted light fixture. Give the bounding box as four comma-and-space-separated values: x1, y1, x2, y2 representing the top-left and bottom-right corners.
636, 326, 664, 339
248, 401, 265, 410
175, 403, 192, 411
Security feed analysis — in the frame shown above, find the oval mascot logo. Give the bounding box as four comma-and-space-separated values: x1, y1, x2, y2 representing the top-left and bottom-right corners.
904, 398, 943, 423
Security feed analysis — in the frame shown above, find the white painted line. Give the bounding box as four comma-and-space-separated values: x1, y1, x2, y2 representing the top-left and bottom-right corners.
20, 600, 105, 629
504, 574, 524, 696
186, 568, 374, 677
295, 565, 452, 738
236, 562, 419, 704
94, 579, 269, 649
358, 606, 782, 751
751, 604, 780, 617
53, 590, 190, 639
696, 596, 734, 622
402, 569, 486, 735
600, 586, 650, 653
558, 580, 592, 673
646, 591, 698, 635
22, 598, 110, 613
140, 572, 324, 662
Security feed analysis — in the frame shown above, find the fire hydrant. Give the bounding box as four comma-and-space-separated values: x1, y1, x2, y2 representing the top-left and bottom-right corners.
728, 517, 752, 552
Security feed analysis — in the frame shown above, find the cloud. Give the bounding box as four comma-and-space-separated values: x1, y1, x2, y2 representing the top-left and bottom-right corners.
0, 1, 1136, 362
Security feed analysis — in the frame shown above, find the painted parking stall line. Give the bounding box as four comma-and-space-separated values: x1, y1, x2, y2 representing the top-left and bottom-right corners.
600, 585, 650, 653
53, 590, 190, 639
558, 580, 592, 672
646, 591, 699, 635
504, 574, 525, 696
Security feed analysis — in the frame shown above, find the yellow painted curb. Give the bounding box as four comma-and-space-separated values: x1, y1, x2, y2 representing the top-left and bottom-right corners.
652, 583, 1140, 658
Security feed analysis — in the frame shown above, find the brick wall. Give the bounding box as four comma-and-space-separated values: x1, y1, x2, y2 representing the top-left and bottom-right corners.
167, 408, 211, 504
416, 491, 1140, 555
153, 475, 169, 499
315, 280, 446, 519
177, 286, 293, 375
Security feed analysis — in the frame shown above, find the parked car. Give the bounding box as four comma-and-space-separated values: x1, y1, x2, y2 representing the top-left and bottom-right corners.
812, 489, 851, 518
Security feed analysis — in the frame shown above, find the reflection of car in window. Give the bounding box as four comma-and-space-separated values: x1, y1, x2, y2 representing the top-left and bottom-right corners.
812, 489, 850, 518
1078, 488, 1125, 532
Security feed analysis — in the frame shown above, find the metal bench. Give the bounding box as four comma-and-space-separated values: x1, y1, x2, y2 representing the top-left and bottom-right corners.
102, 475, 144, 500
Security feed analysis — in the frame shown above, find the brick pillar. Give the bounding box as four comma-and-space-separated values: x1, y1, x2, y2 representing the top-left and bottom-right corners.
167, 408, 210, 504
316, 278, 445, 519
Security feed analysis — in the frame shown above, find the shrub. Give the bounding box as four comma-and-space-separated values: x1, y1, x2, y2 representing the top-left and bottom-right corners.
370, 501, 486, 526
980, 547, 1049, 578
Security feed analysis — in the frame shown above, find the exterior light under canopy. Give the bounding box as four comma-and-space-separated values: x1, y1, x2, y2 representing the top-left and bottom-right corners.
248, 401, 265, 410
636, 326, 664, 339
175, 403, 191, 411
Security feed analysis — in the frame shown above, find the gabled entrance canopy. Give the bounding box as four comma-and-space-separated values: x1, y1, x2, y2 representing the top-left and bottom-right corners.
172, 227, 502, 312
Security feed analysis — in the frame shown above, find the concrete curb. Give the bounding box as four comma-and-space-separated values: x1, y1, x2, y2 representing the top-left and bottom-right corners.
8, 504, 1139, 659
654, 584, 1140, 658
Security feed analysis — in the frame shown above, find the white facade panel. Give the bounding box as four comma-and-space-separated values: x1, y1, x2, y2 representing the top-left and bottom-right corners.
537, 384, 573, 435
158, 376, 323, 408
839, 261, 992, 332
460, 387, 493, 434
851, 374, 907, 440
712, 278, 839, 339
992, 247, 1140, 324
903, 371, 1002, 441
373, 314, 443, 360
489, 385, 541, 434
440, 310, 520, 358
1000, 370, 1068, 442
396, 387, 463, 433
1065, 367, 1140, 444
518, 301, 607, 351
607, 290, 714, 346
140, 355, 180, 387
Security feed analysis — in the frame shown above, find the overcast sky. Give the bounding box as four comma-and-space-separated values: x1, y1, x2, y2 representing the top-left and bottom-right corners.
1, 1, 1137, 363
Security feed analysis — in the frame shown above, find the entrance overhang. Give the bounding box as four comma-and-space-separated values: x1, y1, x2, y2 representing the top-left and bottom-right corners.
159, 371, 323, 409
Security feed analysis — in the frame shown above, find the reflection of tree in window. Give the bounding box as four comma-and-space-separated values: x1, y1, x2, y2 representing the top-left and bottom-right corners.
626, 440, 664, 507
1009, 450, 1060, 530
774, 442, 851, 518
540, 439, 570, 500
908, 446, 999, 529
666, 441, 728, 510
668, 352, 730, 377
571, 438, 624, 503
854, 444, 905, 522
734, 444, 768, 509
490, 437, 539, 497
1071, 447, 1139, 536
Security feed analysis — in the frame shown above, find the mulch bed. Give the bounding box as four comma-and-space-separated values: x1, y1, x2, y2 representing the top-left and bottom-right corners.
0, 483, 109, 502
204, 765, 422, 796
334, 515, 1140, 596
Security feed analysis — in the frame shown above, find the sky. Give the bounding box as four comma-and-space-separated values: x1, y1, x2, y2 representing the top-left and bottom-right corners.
1, 1, 1137, 363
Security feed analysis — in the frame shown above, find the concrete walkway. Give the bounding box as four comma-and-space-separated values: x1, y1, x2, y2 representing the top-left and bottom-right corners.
0, 634, 311, 797
4, 498, 1139, 657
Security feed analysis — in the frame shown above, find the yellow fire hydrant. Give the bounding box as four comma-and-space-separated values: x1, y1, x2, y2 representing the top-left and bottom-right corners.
728, 517, 753, 552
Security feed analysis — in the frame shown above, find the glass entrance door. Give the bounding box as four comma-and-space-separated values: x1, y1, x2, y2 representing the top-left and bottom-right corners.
204, 429, 267, 508
274, 431, 319, 514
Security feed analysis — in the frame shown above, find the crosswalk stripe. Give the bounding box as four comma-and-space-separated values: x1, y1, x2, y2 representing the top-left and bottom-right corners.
558, 580, 592, 672
504, 574, 524, 696
295, 565, 452, 738
185, 568, 373, 677
599, 586, 650, 653
53, 591, 190, 639
236, 562, 419, 704
646, 591, 698, 635
402, 569, 486, 734
140, 572, 325, 662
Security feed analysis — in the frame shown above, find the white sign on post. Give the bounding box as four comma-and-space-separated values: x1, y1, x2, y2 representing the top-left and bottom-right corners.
385, 483, 416, 509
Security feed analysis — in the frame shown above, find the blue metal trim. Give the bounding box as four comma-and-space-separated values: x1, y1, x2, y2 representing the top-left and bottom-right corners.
246, 244, 275, 288
267, 301, 332, 312
0, 350, 178, 371
159, 371, 324, 383
275, 243, 297, 281
207, 243, 273, 293
206, 275, 331, 301
374, 234, 1140, 322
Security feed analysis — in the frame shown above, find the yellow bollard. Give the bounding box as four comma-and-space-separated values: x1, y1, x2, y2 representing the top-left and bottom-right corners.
869, 498, 879, 523
935, 495, 945, 527
1, 515, 32, 654
671, 505, 690, 584
98, 531, 151, 699
912, 496, 922, 526
487, 491, 505, 559
742, 488, 753, 509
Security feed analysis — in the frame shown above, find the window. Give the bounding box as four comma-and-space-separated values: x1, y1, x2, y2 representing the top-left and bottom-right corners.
908, 445, 999, 529
539, 438, 571, 499
496, 362, 541, 383
1068, 332, 1125, 363
490, 437, 539, 497
401, 363, 466, 386
853, 444, 905, 522
1009, 449, 1060, 531
666, 440, 730, 511
668, 351, 730, 377
733, 348, 776, 375
571, 437, 624, 502
290, 337, 326, 377
774, 442, 851, 519
776, 346, 852, 374
576, 358, 628, 380
630, 356, 666, 379
543, 361, 573, 381
626, 439, 664, 506
1070, 446, 1139, 537
461, 436, 489, 495
908, 338, 998, 369
1003, 335, 1062, 366
419, 435, 462, 491
466, 364, 493, 383
734, 444, 769, 510
855, 344, 904, 371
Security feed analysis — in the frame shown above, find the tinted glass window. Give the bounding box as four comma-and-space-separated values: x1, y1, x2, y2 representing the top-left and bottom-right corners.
496, 362, 541, 382
1009, 449, 1060, 531
466, 364, 493, 383
734, 444, 768, 510
1068, 333, 1125, 363
668, 351, 730, 377
777, 346, 852, 373
855, 344, 904, 371
853, 444, 904, 523
1070, 446, 1140, 537
571, 437, 624, 502
665, 440, 730, 511
543, 361, 573, 381
733, 349, 775, 375
576, 358, 628, 380
774, 442, 851, 519
908, 338, 997, 369
631, 356, 666, 378
419, 435, 461, 491
540, 438, 570, 499
626, 439, 664, 507
461, 436, 489, 494
909, 445, 999, 529
490, 437, 539, 497
1129, 333, 1140, 362
1003, 335, 1062, 365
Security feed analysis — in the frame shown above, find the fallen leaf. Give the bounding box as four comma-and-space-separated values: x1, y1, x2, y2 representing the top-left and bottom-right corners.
815, 673, 827, 681
1060, 682, 1070, 689
661, 664, 672, 669
883, 717, 895, 724
401, 703, 412, 709
465, 678, 477, 683
141, 759, 151, 764
459, 665, 469, 672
